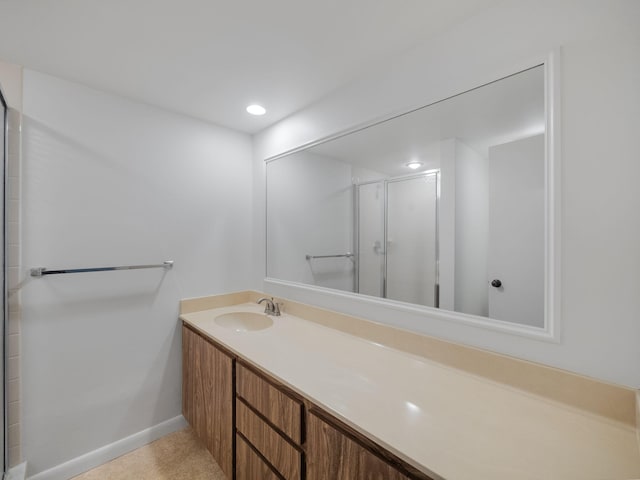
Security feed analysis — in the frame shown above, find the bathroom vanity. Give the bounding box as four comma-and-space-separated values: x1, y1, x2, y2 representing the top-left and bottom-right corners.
182, 317, 423, 479
180, 291, 640, 480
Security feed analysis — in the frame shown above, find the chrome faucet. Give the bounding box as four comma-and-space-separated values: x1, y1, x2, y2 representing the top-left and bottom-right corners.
257, 297, 281, 316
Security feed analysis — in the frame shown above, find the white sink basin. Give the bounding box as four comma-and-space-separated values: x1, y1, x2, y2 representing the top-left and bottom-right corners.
215, 312, 274, 332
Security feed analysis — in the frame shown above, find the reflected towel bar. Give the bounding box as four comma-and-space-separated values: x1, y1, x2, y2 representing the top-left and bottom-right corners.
305, 253, 354, 260
30, 260, 174, 277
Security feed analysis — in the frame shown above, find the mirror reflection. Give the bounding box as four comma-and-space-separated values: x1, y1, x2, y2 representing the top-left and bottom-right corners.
267, 65, 545, 327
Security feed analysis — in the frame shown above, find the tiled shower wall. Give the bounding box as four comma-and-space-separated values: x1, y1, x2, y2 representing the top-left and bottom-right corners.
1, 60, 24, 469
6, 106, 22, 467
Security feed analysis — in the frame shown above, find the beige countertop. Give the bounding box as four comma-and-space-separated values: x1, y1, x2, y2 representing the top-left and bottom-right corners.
180, 299, 640, 480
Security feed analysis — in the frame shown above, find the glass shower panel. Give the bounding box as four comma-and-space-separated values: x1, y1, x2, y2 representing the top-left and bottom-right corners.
356, 182, 384, 297
386, 174, 438, 307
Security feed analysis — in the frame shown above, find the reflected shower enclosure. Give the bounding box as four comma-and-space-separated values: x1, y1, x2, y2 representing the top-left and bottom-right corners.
356, 173, 439, 307
265, 150, 439, 308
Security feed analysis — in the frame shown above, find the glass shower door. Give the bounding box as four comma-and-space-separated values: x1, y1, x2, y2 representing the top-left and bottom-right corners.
355, 172, 439, 308
386, 173, 438, 307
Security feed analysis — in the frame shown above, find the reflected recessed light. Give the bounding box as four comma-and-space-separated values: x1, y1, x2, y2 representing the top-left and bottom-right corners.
246, 104, 266, 116
406, 161, 423, 170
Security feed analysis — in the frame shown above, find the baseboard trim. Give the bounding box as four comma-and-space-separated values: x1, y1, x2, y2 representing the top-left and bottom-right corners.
27, 415, 188, 480
6, 462, 27, 480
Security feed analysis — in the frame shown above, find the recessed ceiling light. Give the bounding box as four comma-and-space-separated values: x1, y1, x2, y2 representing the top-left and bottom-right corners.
246, 104, 266, 116
406, 161, 423, 170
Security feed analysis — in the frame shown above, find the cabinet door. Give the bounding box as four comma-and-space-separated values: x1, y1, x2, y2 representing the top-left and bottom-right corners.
307, 411, 410, 480
182, 325, 233, 478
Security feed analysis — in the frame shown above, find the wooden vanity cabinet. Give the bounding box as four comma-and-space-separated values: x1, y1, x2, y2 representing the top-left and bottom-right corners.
182, 323, 432, 480
182, 325, 233, 478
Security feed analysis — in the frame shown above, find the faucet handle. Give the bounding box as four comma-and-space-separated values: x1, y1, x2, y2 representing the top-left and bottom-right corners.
272, 302, 282, 316
257, 296, 276, 314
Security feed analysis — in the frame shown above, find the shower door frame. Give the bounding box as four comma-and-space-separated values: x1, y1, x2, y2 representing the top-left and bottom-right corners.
0, 84, 8, 478
354, 169, 440, 307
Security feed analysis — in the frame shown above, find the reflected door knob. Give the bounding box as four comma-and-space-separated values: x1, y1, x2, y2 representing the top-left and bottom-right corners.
491, 279, 502, 288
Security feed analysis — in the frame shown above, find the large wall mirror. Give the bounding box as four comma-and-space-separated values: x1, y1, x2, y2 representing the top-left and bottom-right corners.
266, 57, 560, 337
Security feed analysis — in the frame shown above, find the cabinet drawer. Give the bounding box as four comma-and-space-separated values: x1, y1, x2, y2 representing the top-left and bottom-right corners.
236, 399, 302, 480
236, 363, 303, 444
236, 433, 281, 480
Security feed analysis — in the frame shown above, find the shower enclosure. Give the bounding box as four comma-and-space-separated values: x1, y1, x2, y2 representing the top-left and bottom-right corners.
355, 171, 439, 308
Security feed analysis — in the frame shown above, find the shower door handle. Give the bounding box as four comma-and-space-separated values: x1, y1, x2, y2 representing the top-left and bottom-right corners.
373, 240, 385, 255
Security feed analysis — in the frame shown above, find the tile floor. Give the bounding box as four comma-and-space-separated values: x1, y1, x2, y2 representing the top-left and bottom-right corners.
71, 428, 225, 480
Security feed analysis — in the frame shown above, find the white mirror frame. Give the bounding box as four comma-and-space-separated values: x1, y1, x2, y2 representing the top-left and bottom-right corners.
264, 49, 562, 343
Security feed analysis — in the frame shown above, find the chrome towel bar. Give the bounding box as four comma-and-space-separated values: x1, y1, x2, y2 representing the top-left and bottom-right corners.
30, 260, 174, 277
305, 253, 354, 260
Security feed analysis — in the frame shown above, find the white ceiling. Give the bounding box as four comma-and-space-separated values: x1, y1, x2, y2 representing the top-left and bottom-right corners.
0, 0, 499, 134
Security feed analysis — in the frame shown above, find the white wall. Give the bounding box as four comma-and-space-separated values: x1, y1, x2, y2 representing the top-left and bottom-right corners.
0, 60, 22, 110
267, 151, 354, 292
21, 70, 253, 476
454, 139, 489, 317
438, 139, 455, 311
254, 0, 640, 388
